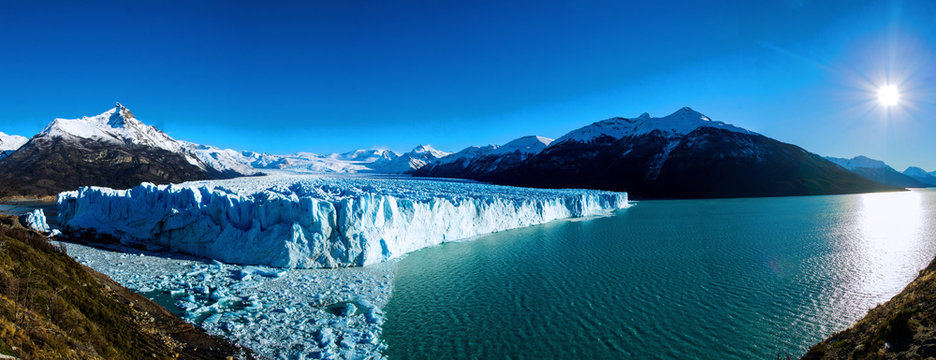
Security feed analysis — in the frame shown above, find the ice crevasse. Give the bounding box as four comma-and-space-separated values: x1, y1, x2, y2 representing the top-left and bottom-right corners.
57, 175, 629, 268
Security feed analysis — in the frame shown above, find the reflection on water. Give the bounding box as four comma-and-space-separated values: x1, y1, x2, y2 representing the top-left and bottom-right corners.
382, 189, 936, 359
854, 191, 929, 306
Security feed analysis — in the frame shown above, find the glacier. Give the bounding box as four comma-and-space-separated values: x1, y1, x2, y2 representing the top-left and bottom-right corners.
20, 209, 51, 233
57, 175, 629, 269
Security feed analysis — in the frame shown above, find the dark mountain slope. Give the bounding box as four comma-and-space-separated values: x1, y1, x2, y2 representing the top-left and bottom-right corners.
484, 127, 898, 198
0, 136, 218, 198
0, 104, 243, 199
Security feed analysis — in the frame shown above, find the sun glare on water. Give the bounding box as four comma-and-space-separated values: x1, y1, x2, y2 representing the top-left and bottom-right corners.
877, 85, 899, 107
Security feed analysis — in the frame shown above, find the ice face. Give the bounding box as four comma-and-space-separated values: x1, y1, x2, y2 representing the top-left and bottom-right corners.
57, 174, 629, 269
19, 208, 50, 233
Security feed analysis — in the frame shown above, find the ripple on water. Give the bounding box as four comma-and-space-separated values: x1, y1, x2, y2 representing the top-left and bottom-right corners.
383, 189, 936, 359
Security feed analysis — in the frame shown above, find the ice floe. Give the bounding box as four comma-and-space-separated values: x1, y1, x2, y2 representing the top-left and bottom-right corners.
60, 241, 395, 359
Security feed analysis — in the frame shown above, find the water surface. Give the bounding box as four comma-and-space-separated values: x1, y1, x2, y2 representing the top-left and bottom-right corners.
382, 189, 936, 359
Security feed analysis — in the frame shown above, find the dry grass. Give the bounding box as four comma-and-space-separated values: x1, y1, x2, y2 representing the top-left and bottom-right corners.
803, 258, 936, 359
0, 215, 256, 360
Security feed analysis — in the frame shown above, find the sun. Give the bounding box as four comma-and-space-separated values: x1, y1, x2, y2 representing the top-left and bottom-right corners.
877, 85, 899, 107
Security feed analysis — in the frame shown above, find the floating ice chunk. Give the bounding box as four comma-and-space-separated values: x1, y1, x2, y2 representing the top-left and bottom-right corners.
19, 209, 50, 233
176, 300, 198, 312
339, 335, 355, 349
361, 330, 379, 345
340, 303, 357, 317
57, 175, 629, 269
211, 259, 226, 271
364, 307, 382, 324
315, 328, 336, 348
242, 266, 284, 278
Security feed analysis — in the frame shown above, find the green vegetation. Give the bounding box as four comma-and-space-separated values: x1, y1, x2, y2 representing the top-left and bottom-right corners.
803, 257, 936, 359
0, 215, 254, 359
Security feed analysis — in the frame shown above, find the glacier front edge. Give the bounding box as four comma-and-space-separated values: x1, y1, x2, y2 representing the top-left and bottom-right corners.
57, 175, 629, 268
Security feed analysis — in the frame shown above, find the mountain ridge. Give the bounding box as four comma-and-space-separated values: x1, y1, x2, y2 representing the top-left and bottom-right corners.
417, 108, 901, 198
826, 155, 932, 188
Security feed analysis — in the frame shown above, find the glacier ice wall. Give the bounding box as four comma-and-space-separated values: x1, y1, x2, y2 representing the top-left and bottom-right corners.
20, 209, 50, 233
57, 175, 628, 268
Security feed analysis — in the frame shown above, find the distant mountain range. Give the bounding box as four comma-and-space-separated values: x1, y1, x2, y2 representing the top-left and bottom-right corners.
825, 155, 936, 188
0, 131, 27, 160
0, 104, 450, 197
417, 108, 899, 198
0, 103, 920, 199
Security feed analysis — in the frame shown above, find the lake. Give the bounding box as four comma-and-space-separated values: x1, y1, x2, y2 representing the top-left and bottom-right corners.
381, 189, 936, 359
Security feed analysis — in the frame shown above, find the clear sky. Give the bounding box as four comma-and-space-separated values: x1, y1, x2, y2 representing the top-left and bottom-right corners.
1, 0, 935, 170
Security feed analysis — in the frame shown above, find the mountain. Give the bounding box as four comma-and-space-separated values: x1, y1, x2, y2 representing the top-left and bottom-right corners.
903, 166, 936, 187
241, 150, 389, 173
0, 103, 253, 198
231, 145, 449, 174
412, 136, 552, 178
372, 144, 451, 173
417, 107, 899, 198
826, 156, 930, 188
0, 131, 28, 160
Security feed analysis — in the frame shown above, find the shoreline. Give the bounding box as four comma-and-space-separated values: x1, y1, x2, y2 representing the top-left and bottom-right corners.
803, 254, 936, 359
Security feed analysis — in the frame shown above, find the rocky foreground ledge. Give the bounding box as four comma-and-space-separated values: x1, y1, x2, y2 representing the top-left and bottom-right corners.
0, 215, 255, 359
803, 255, 936, 359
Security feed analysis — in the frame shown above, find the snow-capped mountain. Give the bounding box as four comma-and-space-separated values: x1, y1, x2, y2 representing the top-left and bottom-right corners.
413, 136, 552, 178
825, 155, 890, 170
0, 131, 28, 160
552, 107, 752, 145
40, 103, 192, 157
0, 103, 255, 197
371, 144, 451, 173
903, 166, 936, 186
825, 156, 931, 188
180, 142, 263, 177
223, 145, 449, 175
418, 107, 898, 198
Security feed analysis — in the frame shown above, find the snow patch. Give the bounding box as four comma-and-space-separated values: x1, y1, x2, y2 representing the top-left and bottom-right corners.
825, 155, 892, 170
552, 107, 754, 145
0, 131, 28, 153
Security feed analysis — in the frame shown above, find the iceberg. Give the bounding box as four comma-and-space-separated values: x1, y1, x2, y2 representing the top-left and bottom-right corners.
19, 209, 51, 234
57, 175, 628, 268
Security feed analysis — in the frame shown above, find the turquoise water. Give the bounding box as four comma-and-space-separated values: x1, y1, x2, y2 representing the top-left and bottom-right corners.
0, 200, 57, 225
382, 189, 936, 359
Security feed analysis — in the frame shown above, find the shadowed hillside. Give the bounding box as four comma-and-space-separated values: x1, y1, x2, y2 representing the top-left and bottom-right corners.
0, 215, 256, 359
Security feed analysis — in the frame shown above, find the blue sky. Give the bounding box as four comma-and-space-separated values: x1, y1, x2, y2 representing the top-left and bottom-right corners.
1, 0, 935, 170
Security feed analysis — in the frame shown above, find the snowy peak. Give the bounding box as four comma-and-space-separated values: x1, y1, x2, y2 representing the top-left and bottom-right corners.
0, 131, 28, 151
28, 103, 266, 175
38, 103, 185, 155
903, 166, 936, 186
496, 135, 553, 155
904, 166, 933, 177
433, 135, 553, 167
553, 107, 752, 146
409, 144, 450, 158
107, 102, 136, 127
336, 149, 399, 162
826, 155, 891, 170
